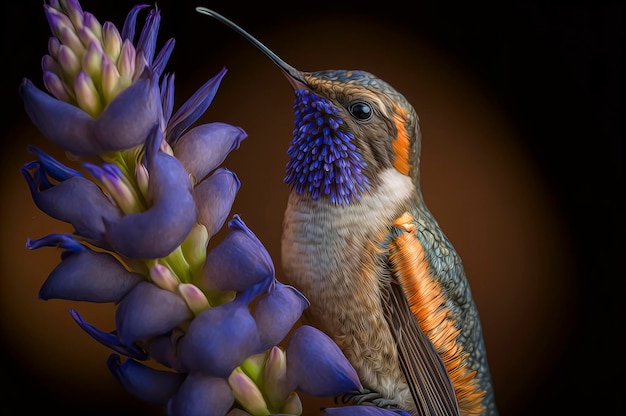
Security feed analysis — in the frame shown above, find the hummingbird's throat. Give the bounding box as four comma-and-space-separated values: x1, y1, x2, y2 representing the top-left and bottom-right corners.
284, 89, 370, 205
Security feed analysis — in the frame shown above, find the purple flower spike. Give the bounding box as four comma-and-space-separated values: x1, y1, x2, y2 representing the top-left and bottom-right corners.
201, 215, 275, 293
105, 126, 196, 259
174, 122, 247, 183
286, 325, 362, 397
193, 168, 240, 238
167, 372, 234, 416
178, 297, 261, 378
19, 73, 161, 156
39, 248, 143, 303
254, 280, 310, 351
115, 281, 192, 346
324, 406, 413, 416
107, 354, 185, 405
22, 161, 122, 242
70, 309, 147, 360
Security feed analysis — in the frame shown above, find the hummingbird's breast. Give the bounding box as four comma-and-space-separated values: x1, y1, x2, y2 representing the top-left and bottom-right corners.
281, 168, 417, 409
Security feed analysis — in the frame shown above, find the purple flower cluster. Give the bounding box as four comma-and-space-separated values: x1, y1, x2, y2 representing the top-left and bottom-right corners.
18, 1, 413, 415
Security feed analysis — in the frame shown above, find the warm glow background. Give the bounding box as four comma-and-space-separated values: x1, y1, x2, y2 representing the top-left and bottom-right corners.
1, 2, 622, 415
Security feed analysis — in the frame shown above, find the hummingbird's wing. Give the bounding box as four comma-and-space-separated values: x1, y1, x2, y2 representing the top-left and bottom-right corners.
382, 211, 462, 416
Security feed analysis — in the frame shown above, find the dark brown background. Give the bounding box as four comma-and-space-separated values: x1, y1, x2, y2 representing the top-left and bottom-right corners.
1, 1, 623, 415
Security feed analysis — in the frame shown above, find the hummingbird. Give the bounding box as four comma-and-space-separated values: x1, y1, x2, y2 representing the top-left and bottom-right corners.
197, 8, 498, 416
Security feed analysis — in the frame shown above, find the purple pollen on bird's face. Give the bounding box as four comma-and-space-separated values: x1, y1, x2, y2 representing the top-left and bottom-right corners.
284, 89, 369, 205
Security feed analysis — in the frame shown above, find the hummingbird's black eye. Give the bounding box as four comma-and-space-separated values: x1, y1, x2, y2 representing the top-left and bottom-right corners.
348, 101, 373, 121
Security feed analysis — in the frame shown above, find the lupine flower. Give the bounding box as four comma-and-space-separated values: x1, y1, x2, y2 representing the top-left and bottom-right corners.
19, 1, 373, 415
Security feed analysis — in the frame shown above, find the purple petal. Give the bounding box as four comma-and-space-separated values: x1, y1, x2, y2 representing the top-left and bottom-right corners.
147, 334, 184, 372
178, 298, 261, 378
286, 325, 362, 397
166, 67, 228, 144
22, 163, 122, 242
19, 75, 161, 156
39, 247, 143, 303
107, 354, 185, 405
27, 146, 83, 181
70, 309, 147, 360
254, 280, 309, 351
26, 233, 85, 253
135, 7, 160, 65
160, 73, 175, 124
193, 168, 240, 238
200, 215, 275, 293
152, 36, 175, 77
121, 4, 150, 42
116, 281, 192, 346
324, 406, 412, 416
105, 126, 196, 258
20, 78, 95, 155
167, 372, 234, 416
93, 72, 161, 152
174, 122, 247, 183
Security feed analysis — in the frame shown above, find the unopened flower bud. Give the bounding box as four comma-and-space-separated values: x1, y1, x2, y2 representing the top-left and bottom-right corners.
57, 44, 81, 78
43, 71, 72, 102
81, 41, 104, 82
102, 21, 122, 62
178, 283, 210, 315
134, 159, 150, 198
117, 39, 136, 80
263, 346, 293, 411
150, 263, 179, 292
82, 12, 103, 41
74, 71, 101, 117
228, 367, 270, 415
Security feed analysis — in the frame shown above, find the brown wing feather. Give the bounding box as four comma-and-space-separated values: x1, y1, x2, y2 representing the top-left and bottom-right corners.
382, 277, 461, 415
386, 212, 486, 416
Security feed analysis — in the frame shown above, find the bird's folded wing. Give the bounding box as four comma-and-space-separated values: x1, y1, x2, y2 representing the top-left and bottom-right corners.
381, 212, 461, 416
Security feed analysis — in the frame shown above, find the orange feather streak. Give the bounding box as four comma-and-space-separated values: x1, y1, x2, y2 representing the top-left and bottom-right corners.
389, 212, 486, 415
391, 105, 411, 176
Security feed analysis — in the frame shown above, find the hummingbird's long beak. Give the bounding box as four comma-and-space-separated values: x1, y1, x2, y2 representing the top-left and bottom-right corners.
196, 7, 308, 91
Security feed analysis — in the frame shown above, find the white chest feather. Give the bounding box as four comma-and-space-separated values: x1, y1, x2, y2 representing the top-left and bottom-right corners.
281, 168, 414, 322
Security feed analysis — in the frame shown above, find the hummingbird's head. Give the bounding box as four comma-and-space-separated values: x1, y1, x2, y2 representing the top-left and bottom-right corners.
197, 8, 422, 205
288, 70, 422, 205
